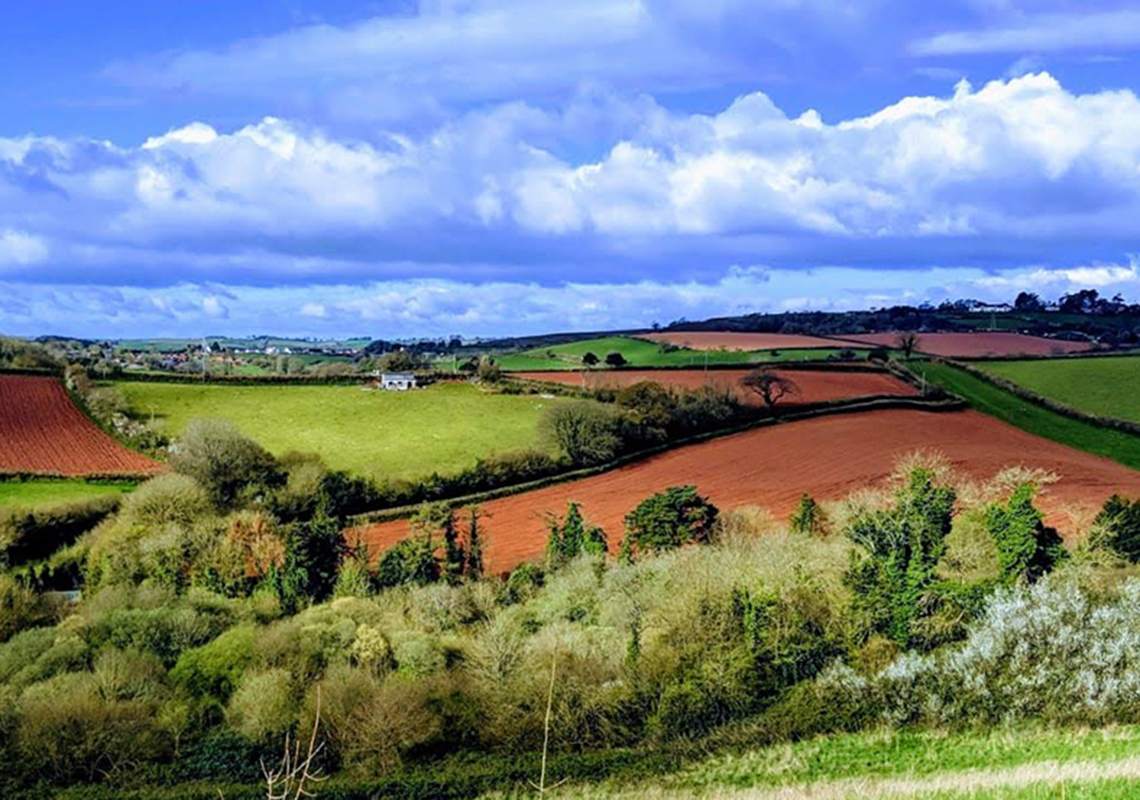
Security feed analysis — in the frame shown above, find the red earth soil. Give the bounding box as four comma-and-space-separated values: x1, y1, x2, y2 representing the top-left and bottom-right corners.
0, 374, 164, 477
639, 331, 844, 351
353, 408, 1140, 574
835, 332, 1096, 358
512, 369, 918, 406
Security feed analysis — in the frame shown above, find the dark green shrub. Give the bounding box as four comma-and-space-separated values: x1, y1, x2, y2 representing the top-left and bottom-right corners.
0, 495, 121, 567
985, 482, 1064, 583
789, 494, 828, 536
844, 468, 956, 647
545, 502, 606, 567
170, 625, 256, 701
1095, 494, 1140, 562
376, 538, 440, 589
539, 401, 625, 466
170, 419, 283, 508
624, 486, 718, 553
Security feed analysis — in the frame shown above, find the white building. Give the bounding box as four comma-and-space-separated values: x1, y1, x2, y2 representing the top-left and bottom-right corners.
376, 371, 417, 391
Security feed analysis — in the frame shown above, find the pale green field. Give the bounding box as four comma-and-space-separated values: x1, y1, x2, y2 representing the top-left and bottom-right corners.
980, 355, 1140, 423
0, 479, 135, 509
115, 380, 570, 481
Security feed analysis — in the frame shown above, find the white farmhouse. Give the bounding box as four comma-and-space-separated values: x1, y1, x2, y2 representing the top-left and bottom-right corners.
376, 371, 417, 391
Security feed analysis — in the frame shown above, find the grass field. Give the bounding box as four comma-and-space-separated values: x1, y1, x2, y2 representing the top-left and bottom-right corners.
911, 361, 1140, 470
114, 380, 571, 481
476, 336, 864, 372
0, 478, 135, 508
568, 726, 1140, 799
980, 356, 1140, 423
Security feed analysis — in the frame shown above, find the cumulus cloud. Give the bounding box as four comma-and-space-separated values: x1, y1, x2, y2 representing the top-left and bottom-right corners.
3, 71, 1140, 290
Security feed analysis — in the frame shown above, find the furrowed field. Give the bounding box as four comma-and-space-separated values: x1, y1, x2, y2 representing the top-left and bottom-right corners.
980, 355, 1140, 423
483, 335, 865, 371
114, 380, 570, 480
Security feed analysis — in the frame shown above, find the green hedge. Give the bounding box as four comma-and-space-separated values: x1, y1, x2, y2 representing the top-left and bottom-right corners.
0, 495, 121, 567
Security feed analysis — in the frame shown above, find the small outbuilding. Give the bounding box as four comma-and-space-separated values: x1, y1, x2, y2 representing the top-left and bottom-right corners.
376, 371, 417, 391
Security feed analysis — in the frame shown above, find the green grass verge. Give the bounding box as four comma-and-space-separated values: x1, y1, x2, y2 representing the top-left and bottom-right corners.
113, 380, 572, 481
910, 362, 1140, 470
565, 726, 1140, 799
474, 335, 865, 372
0, 479, 135, 509
979, 356, 1140, 424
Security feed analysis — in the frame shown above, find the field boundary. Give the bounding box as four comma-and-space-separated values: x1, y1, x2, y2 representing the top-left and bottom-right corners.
957, 347, 1140, 363
933, 357, 1140, 437
348, 394, 964, 526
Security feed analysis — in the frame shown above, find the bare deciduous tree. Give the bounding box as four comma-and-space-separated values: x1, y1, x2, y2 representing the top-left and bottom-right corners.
895, 332, 921, 359
261, 690, 327, 800
741, 368, 800, 409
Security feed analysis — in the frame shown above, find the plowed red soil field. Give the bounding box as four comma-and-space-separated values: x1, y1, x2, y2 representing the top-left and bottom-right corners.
354, 408, 1140, 573
513, 369, 918, 405
639, 331, 843, 350
836, 332, 1095, 357
0, 374, 163, 477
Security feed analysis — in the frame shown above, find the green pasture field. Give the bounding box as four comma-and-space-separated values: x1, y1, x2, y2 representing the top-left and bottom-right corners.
472, 335, 866, 372
0, 479, 135, 509
979, 355, 1140, 423
911, 361, 1140, 470
113, 380, 572, 481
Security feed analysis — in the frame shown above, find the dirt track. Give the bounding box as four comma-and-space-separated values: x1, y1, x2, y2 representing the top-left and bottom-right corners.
0, 374, 164, 477
354, 408, 1140, 573
639, 332, 843, 351
513, 369, 918, 405
836, 332, 1095, 357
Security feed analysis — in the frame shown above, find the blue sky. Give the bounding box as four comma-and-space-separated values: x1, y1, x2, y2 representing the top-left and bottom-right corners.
3, 1, 1140, 338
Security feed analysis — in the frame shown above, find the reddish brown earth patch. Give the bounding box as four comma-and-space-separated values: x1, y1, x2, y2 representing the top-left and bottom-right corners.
0, 374, 164, 477
639, 331, 844, 351
836, 332, 1096, 358
353, 409, 1140, 574
513, 369, 918, 406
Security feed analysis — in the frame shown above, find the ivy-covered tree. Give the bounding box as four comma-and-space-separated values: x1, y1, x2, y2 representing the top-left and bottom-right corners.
546, 502, 607, 567
789, 494, 829, 536
985, 482, 1065, 583
624, 486, 718, 553
844, 469, 956, 647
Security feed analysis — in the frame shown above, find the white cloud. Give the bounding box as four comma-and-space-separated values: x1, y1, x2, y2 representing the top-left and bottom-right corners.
0, 230, 49, 267
300, 302, 327, 318
912, 10, 1140, 56
2, 72, 1140, 291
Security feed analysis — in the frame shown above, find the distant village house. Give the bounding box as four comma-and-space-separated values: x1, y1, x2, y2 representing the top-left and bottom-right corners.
374, 371, 417, 391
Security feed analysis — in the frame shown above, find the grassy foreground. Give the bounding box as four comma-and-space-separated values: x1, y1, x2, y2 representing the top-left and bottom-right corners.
114, 380, 570, 481
0, 479, 135, 509
546, 726, 1140, 800
487, 336, 863, 372
910, 361, 1140, 470
980, 355, 1140, 423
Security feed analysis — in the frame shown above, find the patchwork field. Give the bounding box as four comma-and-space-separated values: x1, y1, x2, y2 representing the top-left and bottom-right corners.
912, 361, 1140, 470
638, 331, 842, 350
839, 331, 1096, 357
0, 478, 135, 509
980, 355, 1140, 423
512, 368, 918, 405
0, 374, 162, 477
115, 379, 572, 481
490, 335, 865, 371
356, 407, 1140, 573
